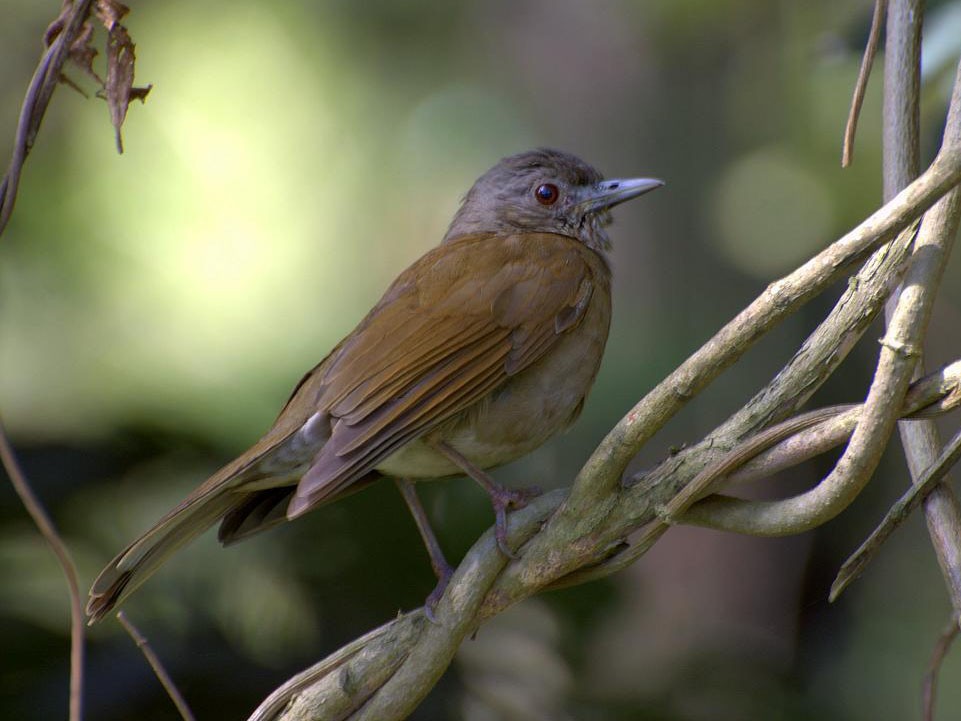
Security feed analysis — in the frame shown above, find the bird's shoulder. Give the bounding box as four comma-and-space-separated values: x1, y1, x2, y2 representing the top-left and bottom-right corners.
331, 231, 608, 375
381, 231, 608, 319
265, 232, 608, 452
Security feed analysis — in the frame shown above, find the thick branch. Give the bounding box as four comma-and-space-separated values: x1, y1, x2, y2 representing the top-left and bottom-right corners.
883, 0, 961, 615
250, 614, 428, 721
554, 216, 919, 585
256, 53, 961, 721
677, 360, 961, 533
553, 138, 961, 533
253, 492, 564, 721
883, 0, 922, 197
664, 58, 961, 537
256, 354, 961, 720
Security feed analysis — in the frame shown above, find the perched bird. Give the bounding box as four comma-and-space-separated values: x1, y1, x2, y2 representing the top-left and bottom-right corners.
86, 148, 662, 623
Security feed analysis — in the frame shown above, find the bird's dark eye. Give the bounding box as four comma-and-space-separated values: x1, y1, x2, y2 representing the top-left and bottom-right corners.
534, 183, 559, 205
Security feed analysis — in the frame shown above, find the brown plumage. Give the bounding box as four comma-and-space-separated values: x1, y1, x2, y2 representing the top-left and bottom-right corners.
86, 148, 662, 623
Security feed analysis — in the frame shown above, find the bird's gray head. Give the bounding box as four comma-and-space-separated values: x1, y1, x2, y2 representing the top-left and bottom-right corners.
444, 148, 662, 253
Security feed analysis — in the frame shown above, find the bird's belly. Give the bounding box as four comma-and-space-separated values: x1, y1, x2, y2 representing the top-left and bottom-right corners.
374, 434, 515, 479
375, 298, 610, 480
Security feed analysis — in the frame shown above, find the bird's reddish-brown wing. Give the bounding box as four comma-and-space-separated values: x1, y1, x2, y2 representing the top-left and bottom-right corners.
290, 231, 605, 511
85, 232, 604, 620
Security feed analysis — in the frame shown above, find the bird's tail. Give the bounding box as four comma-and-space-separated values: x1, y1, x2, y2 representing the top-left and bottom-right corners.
85, 490, 236, 624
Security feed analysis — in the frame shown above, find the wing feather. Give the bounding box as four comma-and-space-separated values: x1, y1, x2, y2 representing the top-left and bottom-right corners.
304, 359, 508, 504
291, 232, 604, 512
336, 327, 510, 451
332, 317, 491, 420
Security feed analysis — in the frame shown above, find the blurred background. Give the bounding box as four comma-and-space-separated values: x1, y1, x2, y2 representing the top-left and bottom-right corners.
3, 1, 961, 719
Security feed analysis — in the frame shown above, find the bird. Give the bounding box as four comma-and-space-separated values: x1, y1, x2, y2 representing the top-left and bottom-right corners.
86, 148, 662, 623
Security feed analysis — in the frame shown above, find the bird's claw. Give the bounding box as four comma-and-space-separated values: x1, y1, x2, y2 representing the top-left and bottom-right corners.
424, 564, 454, 625
489, 484, 541, 559
493, 503, 518, 559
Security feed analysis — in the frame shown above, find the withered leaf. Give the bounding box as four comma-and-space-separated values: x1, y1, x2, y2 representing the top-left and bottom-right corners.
67, 20, 102, 86
42, 0, 150, 153
94, 0, 129, 31
104, 21, 150, 154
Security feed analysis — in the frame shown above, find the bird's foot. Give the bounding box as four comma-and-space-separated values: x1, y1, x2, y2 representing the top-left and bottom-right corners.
426, 439, 544, 559
424, 563, 454, 624
487, 484, 542, 559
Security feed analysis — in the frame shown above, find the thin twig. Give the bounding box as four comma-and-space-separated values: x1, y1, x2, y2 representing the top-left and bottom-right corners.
116, 612, 197, 721
830, 425, 961, 601
843, 0, 887, 167
0, 6, 153, 721
0, 4, 97, 721
0, 418, 85, 721
922, 616, 960, 721
0, 0, 95, 236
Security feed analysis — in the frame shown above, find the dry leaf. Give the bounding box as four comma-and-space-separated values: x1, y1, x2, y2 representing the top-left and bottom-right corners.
44, 0, 150, 153
94, 0, 129, 31
104, 22, 150, 153
67, 20, 102, 86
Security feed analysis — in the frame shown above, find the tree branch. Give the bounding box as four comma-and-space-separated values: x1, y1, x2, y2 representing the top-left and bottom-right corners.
252, 359, 961, 720
252, 122, 961, 720
653, 359, 961, 533
0, 0, 94, 235
0, 418, 85, 721
0, 5, 155, 721
117, 612, 196, 721
882, 0, 961, 617
923, 616, 961, 721
516, 140, 961, 605
656, 57, 961, 538
831, 424, 961, 600
842, 0, 887, 167
550, 358, 961, 590
883, 0, 922, 198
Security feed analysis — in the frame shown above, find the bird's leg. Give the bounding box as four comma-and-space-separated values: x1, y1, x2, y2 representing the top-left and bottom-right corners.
428, 439, 541, 559
394, 478, 453, 622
